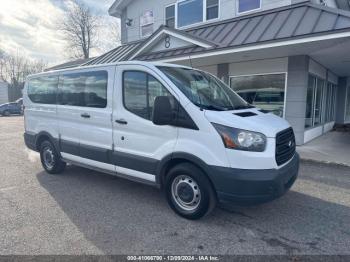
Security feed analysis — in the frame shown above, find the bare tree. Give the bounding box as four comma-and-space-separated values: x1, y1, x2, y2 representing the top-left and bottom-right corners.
0, 51, 47, 87
59, 0, 100, 59
98, 18, 121, 53
0, 49, 5, 81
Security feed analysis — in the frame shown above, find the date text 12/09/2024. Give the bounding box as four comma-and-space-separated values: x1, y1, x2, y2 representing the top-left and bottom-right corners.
127, 255, 220, 261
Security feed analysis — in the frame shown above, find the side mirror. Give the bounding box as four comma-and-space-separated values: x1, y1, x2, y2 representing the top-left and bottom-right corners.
152, 96, 174, 126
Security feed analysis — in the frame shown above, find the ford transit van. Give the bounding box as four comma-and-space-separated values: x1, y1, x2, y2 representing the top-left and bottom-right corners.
23, 61, 299, 220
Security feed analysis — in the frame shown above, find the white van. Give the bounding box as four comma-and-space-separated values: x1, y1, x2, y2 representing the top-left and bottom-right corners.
23, 61, 299, 220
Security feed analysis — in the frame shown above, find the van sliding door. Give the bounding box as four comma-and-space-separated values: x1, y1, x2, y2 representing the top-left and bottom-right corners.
58, 67, 115, 171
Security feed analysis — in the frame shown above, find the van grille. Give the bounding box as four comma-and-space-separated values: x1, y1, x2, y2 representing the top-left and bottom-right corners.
275, 128, 296, 166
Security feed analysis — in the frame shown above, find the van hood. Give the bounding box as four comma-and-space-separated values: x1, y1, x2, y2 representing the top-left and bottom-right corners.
204, 108, 290, 138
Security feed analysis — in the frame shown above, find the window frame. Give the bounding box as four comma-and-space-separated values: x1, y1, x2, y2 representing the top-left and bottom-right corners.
140, 10, 154, 38
176, 0, 220, 29
229, 72, 288, 118
165, 4, 176, 28
304, 74, 331, 130
323, 81, 337, 123
58, 70, 108, 109
236, 0, 261, 15
206, 0, 219, 21
345, 85, 350, 123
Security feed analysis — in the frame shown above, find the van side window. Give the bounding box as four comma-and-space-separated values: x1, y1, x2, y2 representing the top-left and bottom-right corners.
123, 71, 171, 120
59, 71, 108, 108
28, 76, 58, 104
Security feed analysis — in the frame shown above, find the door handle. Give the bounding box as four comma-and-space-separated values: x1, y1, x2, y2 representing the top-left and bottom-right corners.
115, 119, 128, 125
81, 113, 91, 118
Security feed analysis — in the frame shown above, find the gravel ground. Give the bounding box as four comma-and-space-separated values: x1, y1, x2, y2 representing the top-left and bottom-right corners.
0, 116, 349, 255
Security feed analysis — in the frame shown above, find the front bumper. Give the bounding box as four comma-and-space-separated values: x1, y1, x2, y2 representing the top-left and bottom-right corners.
208, 153, 299, 205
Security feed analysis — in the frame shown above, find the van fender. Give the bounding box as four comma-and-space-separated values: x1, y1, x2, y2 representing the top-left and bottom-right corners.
34, 131, 61, 155
156, 152, 214, 188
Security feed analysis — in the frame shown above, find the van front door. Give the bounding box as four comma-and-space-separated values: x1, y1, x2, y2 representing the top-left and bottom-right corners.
112, 65, 179, 183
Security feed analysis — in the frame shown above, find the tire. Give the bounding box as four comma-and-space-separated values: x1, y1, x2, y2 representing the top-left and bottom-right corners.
3, 110, 10, 117
39, 140, 66, 174
165, 163, 217, 220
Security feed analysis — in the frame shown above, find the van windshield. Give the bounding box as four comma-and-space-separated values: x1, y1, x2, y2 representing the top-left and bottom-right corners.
158, 66, 252, 111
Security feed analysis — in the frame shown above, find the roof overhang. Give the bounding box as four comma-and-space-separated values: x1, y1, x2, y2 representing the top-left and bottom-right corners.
154, 31, 350, 62
155, 32, 350, 77
108, 0, 132, 18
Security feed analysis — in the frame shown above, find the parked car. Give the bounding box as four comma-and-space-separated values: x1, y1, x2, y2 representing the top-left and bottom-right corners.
16, 98, 24, 114
0, 100, 23, 116
23, 62, 299, 220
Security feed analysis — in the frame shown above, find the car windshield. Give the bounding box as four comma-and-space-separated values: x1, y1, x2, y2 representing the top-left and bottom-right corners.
158, 66, 252, 111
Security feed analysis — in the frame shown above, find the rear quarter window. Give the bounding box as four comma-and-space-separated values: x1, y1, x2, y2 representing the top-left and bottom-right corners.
28, 76, 58, 104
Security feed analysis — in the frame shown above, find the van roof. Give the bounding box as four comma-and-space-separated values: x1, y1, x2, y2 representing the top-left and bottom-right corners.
27, 61, 193, 79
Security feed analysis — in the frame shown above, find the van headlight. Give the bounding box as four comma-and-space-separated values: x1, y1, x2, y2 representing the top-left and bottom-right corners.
212, 123, 266, 152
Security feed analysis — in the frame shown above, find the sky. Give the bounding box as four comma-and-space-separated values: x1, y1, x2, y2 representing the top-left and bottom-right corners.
0, 0, 118, 66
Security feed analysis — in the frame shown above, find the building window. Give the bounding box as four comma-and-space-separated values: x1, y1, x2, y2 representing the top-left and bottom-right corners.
123, 71, 171, 120
140, 11, 154, 38
304, 75, 331, 128
346, 85, 350, 122
237, 0, 261, 14
206, 0, 219, 20
305, 76, 315, 129
165, 5, 175, 28
323, 82, 337, 123
176, 0, 220, 28
178, 0, 204, 27
230, 73, 286, 117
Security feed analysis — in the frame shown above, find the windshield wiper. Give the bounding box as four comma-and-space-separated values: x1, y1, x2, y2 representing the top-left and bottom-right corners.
233, 104, 255, 110
195, 104, 229, 111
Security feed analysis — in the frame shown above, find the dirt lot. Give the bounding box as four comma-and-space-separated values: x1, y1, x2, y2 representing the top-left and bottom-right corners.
0, 116, 350, 255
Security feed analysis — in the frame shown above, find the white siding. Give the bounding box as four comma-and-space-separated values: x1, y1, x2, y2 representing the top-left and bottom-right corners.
228, 57, 289, 76
309, 59, 327, 79
124, 0, 175, 43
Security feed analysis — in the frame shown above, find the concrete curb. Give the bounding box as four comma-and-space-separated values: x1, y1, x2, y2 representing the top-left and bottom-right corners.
300, 157, 350, 168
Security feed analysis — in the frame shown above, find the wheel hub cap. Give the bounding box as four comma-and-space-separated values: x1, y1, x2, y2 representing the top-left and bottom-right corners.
177, 183, 194, 203
171, 175, 201, 211
43, 147, 55, 169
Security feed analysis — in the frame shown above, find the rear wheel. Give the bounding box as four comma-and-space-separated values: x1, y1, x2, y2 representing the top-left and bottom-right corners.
165, 163, 217, 220
40, 141, 66, 174
3, 110, 10, 117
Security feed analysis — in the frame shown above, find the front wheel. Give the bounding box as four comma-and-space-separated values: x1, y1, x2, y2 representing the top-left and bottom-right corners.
40, 141, 66, 174
165, 163, 217, 220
